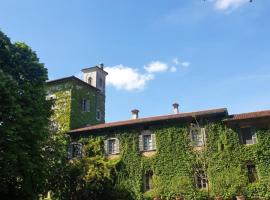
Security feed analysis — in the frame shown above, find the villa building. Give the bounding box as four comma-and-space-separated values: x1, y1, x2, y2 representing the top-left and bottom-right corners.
47, 65, 270, 200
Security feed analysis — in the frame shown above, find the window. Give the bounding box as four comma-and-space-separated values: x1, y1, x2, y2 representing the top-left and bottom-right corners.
81, 99, 90, 112
144, 171, 153, 191
247, 164, 258, 183
99, 78, 103, 87
143, 135, 152, 151
96, 109, 101, 120
68, 142, 82, 159
190, 124, 205, 147
108, 139, 116, 154
88, 77, 92, 84
139, 130, 156, 152
104, 138, 120, 155
195, 170, 208, 189
240, 127, 257, 145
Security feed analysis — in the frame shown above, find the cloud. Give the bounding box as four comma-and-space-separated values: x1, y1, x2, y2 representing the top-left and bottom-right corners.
172, 58, 191, 69
213, 0, 249, 11
105, 65, 154, 91
170, 66, 177, 72
144, 61, 169, 73
181, 62, 190, 68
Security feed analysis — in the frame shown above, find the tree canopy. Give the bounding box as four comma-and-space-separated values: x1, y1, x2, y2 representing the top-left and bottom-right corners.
0, 31, 51, 199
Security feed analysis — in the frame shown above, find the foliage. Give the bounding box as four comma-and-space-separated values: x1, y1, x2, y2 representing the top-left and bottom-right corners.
53, 138, 117, 200
0, 31, 51, 199
74, 122, 270, 200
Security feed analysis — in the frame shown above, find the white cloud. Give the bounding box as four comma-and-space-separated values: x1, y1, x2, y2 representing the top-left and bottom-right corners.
172, 58, 191, 69
105, 65, 154, 91
144, 61, 169, 73
170, 66, 177, 72
181, 62, 190, 68
213, 0, 249, 11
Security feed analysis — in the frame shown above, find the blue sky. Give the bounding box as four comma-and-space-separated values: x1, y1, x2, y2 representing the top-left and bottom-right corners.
1, 0, 270, 122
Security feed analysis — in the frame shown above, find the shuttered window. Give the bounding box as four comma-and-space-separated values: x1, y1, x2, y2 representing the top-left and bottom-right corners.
104, 138, 120, 155
139, 130, 156, 152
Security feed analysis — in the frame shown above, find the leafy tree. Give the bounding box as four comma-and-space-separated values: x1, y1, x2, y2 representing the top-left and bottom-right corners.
0, 31, 51, 199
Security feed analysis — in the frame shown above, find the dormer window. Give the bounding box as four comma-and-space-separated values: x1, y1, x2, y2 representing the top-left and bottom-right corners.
139, 130, 156, 152
240, 127, 257, 145
104, 138, 120, 155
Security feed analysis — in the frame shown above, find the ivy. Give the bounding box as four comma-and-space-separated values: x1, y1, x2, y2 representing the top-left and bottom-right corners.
74, 122, 270, 200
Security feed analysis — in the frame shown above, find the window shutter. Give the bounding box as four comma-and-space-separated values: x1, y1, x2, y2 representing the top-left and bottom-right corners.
104, 139, 108, 155
67, 144, 73, 159
139, 135, 143, 151
201, 128, 206, 144
251, 127, 257, 144
115, 138, 120, 154
151, 133, 156, 150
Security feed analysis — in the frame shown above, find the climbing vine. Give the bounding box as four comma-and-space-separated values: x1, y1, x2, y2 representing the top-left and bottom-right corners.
74, 122, 270, 200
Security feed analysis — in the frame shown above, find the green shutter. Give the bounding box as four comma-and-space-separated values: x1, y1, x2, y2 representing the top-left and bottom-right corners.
139, 135, 143, 151
104, 139, 108, 155
115, 138, 120, 154
151, 133, 156, 150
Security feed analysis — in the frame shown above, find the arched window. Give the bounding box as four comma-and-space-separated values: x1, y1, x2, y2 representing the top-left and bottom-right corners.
88, 77, 92, 85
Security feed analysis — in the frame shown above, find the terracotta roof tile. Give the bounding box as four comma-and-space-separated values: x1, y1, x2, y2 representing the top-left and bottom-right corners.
224, 110, 270, 122
70, 108, 228, 133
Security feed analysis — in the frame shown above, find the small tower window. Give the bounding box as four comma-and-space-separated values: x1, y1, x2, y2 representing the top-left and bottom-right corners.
99, 78, 103, 87
96, 109, 101, 120
88, 77, 92, 85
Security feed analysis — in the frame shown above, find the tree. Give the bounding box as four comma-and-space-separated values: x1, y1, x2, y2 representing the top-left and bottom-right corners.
0, 31, 51, 199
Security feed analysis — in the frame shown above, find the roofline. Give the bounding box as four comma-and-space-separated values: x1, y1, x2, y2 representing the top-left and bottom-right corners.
70, 108, 228, 134
46, 76, 100, 91
223, 110, 270, 122
81, 66, 108, 75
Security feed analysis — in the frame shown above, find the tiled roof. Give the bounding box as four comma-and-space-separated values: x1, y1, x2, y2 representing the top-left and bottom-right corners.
70, 108, 228, 133
224, 110, 270, 122
46, 76, 99, 91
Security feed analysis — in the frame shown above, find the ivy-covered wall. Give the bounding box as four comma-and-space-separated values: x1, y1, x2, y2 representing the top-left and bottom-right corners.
70, 80, 105, 129
47, 79, 105, 132
75, 122, 270, 200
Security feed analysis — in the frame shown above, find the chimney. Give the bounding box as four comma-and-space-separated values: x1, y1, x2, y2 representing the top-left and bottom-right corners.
99, 63, 104, 70
131, 109, 139, 119
172, 103, 179, 114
